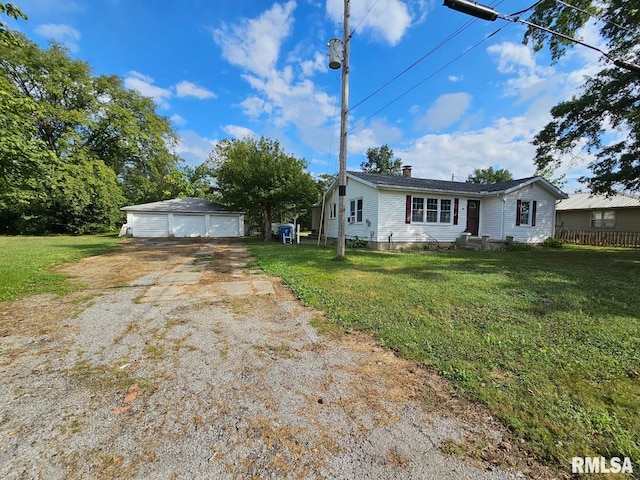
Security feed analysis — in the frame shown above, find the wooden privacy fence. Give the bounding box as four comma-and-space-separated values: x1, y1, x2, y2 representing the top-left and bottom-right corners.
555, 229, 640, 247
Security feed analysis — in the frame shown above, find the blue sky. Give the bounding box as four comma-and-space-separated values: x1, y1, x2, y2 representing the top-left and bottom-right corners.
9, 0, 610, 192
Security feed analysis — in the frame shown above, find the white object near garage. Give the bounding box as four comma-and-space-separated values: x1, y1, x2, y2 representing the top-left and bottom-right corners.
120, 198, 244, 238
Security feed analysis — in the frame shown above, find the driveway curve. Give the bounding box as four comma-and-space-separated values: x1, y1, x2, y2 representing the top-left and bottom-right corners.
0, 239, 548, 479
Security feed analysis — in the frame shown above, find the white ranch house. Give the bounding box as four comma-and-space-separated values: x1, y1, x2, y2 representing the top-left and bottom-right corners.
320, 167, 567, 250
121, 198, 244, 238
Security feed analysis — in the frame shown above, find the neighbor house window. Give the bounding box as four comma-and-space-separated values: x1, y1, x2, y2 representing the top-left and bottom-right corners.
591, 210, 615, 228
411, 197, 452, 224
349, 198, 363, 223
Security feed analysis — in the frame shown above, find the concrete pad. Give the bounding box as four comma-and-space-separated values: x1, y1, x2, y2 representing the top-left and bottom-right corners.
220, 281, 252, 296
157, 272, 201, 285
140, 285, 185, 303
252, 280, 275, 295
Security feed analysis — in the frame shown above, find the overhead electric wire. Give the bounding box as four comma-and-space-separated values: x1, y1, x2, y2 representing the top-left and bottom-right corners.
553, 0, 635, 36
348, 18, 477, 113
348, 25, 508, 134
348, 0, 505, 114
351, 0, 380, 37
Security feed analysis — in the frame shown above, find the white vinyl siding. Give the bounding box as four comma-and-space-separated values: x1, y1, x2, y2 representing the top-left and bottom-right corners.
503, 184, 557, 242
377, 190, 466, 243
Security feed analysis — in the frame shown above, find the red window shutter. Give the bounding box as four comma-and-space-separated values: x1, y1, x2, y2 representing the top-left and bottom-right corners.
453, 198, 459, 225
531, 200, 537, 226
405, 195, 412, 224
516, 199, 522, 226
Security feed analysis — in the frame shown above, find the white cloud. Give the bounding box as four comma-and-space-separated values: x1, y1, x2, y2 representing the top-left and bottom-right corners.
170, 114, 186, 126
448, 75, 462, 82
175, 81, 216, 99
326, 0, 422, 46
34, 23, 81, 51
124, 71, 172, 109
300, 51, 328, 77
420, 92, 472, 130
221, 125, 256, 139
213, 1, 296, 77
174, 130, 218, 166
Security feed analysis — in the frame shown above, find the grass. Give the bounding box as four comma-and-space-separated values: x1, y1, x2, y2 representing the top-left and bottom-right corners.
244, 238, 640, 471
0, 235, 122, 302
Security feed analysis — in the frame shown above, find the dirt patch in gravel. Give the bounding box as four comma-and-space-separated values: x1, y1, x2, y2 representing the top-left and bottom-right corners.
0, 238, 556, 479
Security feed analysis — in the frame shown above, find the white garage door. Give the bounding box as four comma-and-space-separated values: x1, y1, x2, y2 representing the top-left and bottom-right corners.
173, 214, 206, 237
132, 214, 169, 237
211, 215, 240, 237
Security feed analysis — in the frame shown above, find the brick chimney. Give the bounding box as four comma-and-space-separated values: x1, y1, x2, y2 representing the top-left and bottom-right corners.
402, 165, 412, 178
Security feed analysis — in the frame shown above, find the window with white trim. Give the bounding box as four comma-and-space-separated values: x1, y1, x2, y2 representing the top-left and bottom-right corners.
411, 197, 452, 224
349, 198, 363, 223
591, 210, 615, 228
519, 200, 531, 226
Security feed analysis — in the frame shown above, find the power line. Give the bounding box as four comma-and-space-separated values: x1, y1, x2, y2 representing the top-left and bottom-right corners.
554, 0, 635, 36
348, 18, 476, 113
348, 25, 508, 134
351, 0, 380, 37
348, 0, 505, 114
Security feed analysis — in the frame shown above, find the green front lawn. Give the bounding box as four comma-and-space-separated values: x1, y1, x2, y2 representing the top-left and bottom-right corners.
0, 235, 122, 302
245, 239, 640, 471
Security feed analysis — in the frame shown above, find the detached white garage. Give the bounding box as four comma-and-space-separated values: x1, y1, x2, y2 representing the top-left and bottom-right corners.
121, 198, 244, 238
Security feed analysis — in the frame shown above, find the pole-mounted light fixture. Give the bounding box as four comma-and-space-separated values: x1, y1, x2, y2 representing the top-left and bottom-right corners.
443, 0, 498, 21
443, 0, 640, 74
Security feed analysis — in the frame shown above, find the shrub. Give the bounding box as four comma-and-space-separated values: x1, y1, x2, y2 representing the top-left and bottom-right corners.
347, 237, 368, 249
542, 237, 564, 248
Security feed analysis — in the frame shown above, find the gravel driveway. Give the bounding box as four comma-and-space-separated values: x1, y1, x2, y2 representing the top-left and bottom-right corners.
0, 239, 547, 479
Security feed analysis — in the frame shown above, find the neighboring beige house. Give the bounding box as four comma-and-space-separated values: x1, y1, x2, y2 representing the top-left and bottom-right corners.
320, 167, 567, 250
556, 193, 640, 232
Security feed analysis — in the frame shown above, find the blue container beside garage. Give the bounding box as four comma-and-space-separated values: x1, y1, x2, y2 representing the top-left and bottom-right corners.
279, 225, 293, 243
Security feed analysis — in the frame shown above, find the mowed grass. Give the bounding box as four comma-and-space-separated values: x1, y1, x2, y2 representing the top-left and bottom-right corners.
245, 239, 640, 470
0, 235, 122, 302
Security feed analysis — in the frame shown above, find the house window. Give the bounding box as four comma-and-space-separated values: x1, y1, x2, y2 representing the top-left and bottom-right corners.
329, 203, 336, 219
591, 210, 615, 228
519, 200, 531, 226
411, 197, 452, 224
412, 198, 424, 222
349, 198, 363, 223
440, 199, 451, 223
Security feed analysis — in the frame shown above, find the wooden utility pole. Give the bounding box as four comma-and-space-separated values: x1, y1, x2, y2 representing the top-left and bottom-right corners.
336, 0, 350, 259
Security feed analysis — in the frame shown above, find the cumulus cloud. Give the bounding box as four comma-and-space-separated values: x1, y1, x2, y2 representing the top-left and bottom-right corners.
34, 23, 81, 51
221, 125, 256, 139
326, 0, 425, 46
170, 114, 187, 126
124, 71, 173, 109
213, 1, 296, 77
174, 130, 218, 166
175, 81, 216, 99
420, 92, 472, 130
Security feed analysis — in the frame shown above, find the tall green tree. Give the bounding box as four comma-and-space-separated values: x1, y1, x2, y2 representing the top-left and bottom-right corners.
360, 144, 402, 176
0, 31, 186, 233
315, 173, 335, 201
209, 137, 317, 242
466, 166, 513, 184
525, 0, 640, 193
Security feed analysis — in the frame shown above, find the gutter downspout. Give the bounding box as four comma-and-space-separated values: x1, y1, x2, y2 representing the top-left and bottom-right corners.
499, 194, 506, 240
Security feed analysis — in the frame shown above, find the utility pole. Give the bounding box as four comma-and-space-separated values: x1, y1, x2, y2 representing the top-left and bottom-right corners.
336, 0, 350, 259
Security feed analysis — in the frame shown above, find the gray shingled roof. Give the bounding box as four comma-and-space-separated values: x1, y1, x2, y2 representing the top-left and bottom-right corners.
556, 192, 640, 210
121, 197, 237, 213
347, 171, 540, 195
